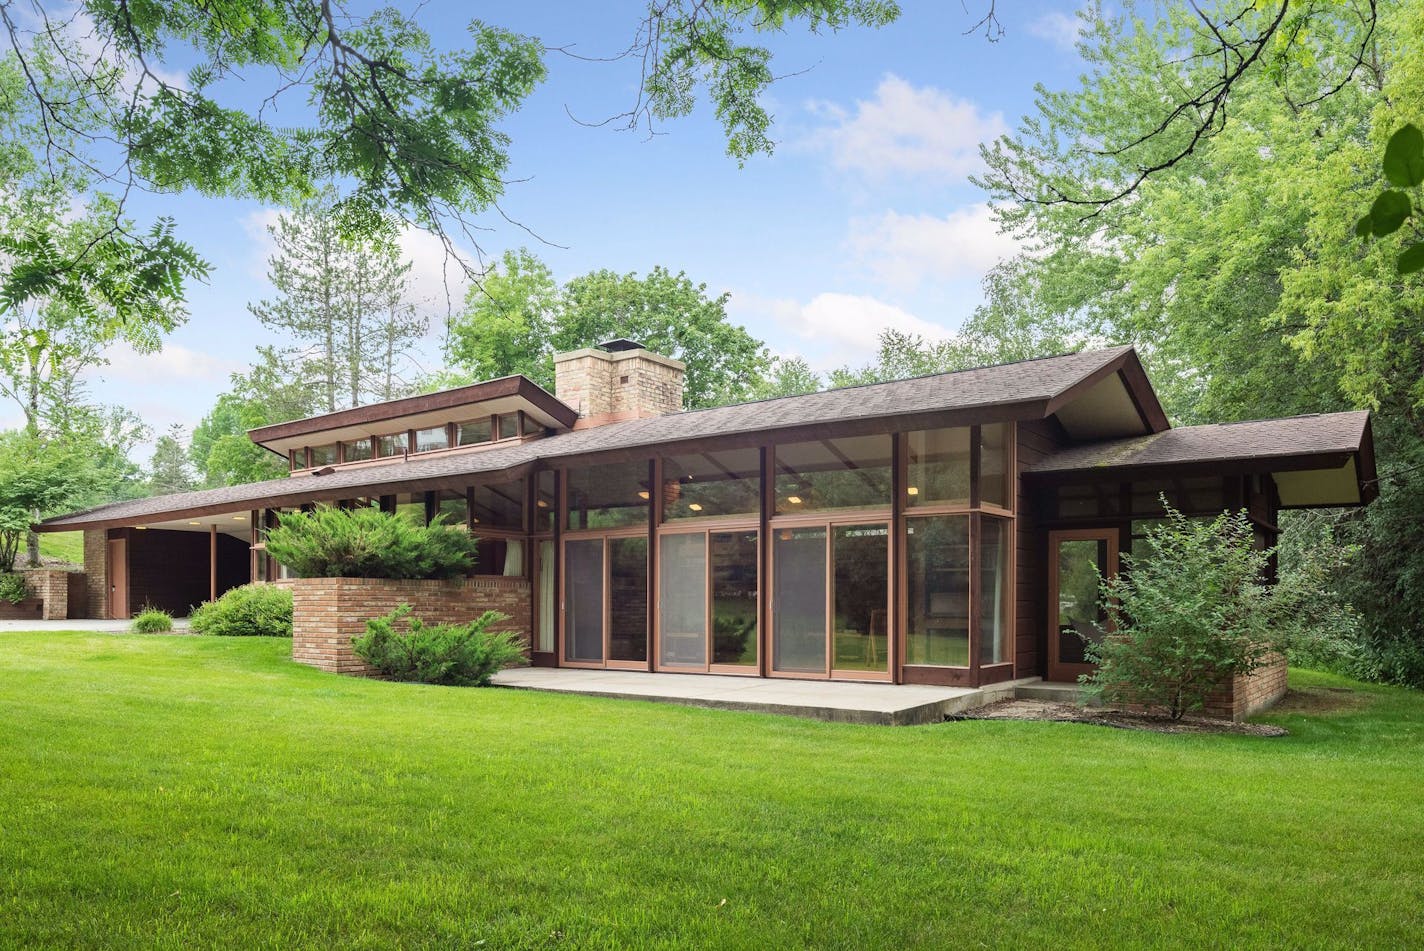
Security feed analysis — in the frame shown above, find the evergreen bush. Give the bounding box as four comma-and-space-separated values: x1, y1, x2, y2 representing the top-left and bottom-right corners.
263, 506, 479, 580
353, 604, 525, 686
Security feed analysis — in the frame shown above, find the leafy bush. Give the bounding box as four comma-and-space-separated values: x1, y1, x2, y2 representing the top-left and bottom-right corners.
1082, 503, 1357, 720
0, 572, 27, 605
130, 607, 174, 634
189, 584, 293, 637
353, 604, 525, 686
264, 506, 480, 580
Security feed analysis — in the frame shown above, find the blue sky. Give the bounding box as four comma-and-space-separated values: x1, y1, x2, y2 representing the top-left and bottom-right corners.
42, 1, 1091, 456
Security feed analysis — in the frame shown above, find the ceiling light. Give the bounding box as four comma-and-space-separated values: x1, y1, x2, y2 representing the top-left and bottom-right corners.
787, 495, 802, 505
536, 499, 548, 508
688, 503, 703, 512
637, 490, 650, 500
134, 525, 147, 530
231, 515, 246, 521
907, 486, 919, 496
188, 521, 201, 526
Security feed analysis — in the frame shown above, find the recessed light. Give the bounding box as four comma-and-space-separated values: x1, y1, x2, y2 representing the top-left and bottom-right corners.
536, 500, 548, 508
134, 525, 147, 530
188, 521, 201, 526
787, 495, 802, 505
907, 486, 919, 496
637, 490, 650, 500
688, 503, 703, 512
231, 515, 246, 521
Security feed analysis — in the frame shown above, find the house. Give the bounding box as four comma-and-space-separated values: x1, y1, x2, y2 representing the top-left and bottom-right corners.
40, 341, 1375, 712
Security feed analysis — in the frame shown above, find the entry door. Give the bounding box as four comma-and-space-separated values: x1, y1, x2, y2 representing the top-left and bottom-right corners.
562, 535, 648, 668
1046, 529, 1118, 682
770, 521, 890, 680
107, 537, 130, 620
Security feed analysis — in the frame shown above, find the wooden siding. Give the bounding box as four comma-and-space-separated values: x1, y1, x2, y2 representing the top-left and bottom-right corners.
116, 528, 249, 616
1015, 418, 1070, 679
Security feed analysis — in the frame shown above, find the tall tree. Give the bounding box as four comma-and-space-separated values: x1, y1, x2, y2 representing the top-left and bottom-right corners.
249, 195, 429, 413
147, 424, 196, 496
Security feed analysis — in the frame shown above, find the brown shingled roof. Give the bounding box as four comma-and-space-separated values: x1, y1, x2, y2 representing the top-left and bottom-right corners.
1027, 411, 1372, 476
43, 346, 1148, 530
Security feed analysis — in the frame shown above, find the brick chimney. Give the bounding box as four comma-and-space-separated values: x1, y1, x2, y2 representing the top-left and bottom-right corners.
553, 339, 686, 428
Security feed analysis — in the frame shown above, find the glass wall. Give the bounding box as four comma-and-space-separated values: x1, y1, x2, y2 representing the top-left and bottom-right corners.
565, 538, 604, 663
711, 531, 758, 667
774, 435, 891, 514
566, 460, 649, 530
659, 533, 706, 667
436, 489, 469, 528
980, 423, 1012, 509
458, 419, 492, 446
608, 537, 648, 663
979, 517, 1012, 665
377, 432, 407, 457
772, 526, 827, 673
308, 444, 338, 467
415, 426, 449, 453
343, 438, 373, 462
831, 524, 889, 672
905, 515, 970, 666
535, 470, 556, 531
536, 540, 555, 653
656, 529, 758, 670
906, 427, 970, 506
662, 448, 760, 519
472, 480, 524, 530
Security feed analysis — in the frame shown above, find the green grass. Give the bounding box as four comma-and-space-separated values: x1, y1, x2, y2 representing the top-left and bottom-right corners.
36, 530, 83, 565
1, 633, 1421, 949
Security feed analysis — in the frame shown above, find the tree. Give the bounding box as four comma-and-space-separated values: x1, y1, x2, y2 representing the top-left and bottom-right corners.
148, 424, 196, 496
443, 251, 772, 409
0, 432, 97, 572
974, 0, 1424, 682
0, 2, 898, 314
249, 194, 429, 413
749, 356, 823, 399
191, 348, 325, 488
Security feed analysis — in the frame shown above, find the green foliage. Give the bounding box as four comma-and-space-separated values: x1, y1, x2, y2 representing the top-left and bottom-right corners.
263, 506, 479, 580
1083, 505, 1357, 720
147, 423, 196, 496
0, 433, 99, 572
443, 249, 772, 408
1358, 123, 1424, 274
188, 584, 293, 638
0, 572, 27, 605
352, 604, 524, 686
130, 607, 174, 634
191, 351, 323, 488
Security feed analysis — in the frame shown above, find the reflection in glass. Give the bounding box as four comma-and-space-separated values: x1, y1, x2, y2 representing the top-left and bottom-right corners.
436, 489, 469, 529
979, 517, 1012, 665
566, 461, 649, 530
309, 444, 338, 467
1057, 538, 1108, 665
659, 533, 707, 667
711, 531, 758, 666
535, 470, 556, 532
565, 539, 604, 662
608, 537, 648, 662
905, 515, 970, 666
394, 493, 427, 526
832, 524, 888, 672
774, 435, 891, 514
415, 426, 449, 453
662, 448, 760, 519
458, 419, 492, 446
377, 432, 408, 457
906, 427, 970, 506
537, 540, 555, 652
472, 480, 524, 530
773, 526, 827, 672
981, 423, 1012, 509
343, 438, 373, 462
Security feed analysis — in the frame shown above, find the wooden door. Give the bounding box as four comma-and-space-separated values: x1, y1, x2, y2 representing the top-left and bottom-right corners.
1046, 529, 1118, 682
107, 537, 130, 620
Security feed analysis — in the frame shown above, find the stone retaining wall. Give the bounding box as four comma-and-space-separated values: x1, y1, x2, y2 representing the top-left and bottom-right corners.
279, 576, 532, 676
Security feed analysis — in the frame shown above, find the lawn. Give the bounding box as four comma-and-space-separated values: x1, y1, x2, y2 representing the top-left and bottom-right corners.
2, 633, 1422, 949
36, 530, 83, 565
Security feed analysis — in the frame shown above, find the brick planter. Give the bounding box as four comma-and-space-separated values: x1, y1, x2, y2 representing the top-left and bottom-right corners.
1203, 654, 1288, 721
279, 577, 532, 677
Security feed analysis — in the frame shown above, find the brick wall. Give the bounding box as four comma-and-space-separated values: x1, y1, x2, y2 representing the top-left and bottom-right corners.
1203, 654, 1288, 721
281, 576, 532, 676
83, 529, 107, 619
23, 569, 79, 620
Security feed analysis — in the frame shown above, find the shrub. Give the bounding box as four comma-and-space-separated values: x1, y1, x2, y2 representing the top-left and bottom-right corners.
130, 607, 174, 634
189, 584, 293, 637
1082, 503, 1357, 720
264, 506, 480, 580
0, 572, 27, 605
353, 604, 525, 686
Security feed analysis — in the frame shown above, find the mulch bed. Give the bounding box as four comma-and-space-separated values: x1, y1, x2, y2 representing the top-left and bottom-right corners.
947, 698, 1289, 736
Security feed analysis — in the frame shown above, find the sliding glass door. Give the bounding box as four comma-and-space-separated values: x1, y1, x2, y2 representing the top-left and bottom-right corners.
562, 535, 648, 668
656, 529, 758, 672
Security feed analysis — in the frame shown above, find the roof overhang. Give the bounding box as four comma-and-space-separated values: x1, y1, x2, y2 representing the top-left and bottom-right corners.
247, 376, 577, 457
1043, 347, 1170, 441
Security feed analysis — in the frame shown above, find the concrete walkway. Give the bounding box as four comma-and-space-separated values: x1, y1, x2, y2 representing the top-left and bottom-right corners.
0, 618, 192, 633
493, 667, 1025, 726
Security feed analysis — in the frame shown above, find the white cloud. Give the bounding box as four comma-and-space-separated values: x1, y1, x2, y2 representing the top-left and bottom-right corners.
1029, 9, 1085, 52
101, 342, 242, 384
804, 75, 1006, 182
730, 290, 952, 370
848, 203, 1021, 290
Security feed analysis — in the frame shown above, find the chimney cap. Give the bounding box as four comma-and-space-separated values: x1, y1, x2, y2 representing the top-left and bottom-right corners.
596, 338, 647, 353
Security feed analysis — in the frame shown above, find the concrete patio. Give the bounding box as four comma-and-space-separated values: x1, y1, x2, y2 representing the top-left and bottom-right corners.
492, 667, 1047, 726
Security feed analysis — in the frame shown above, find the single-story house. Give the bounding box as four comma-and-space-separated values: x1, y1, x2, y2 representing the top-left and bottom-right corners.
41, 340, 1375, 709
